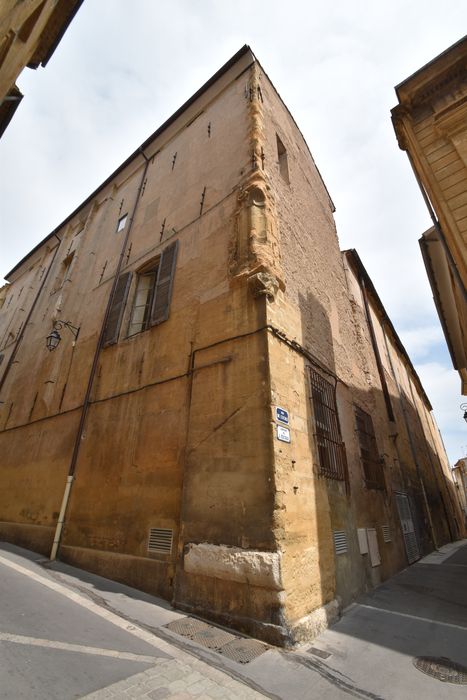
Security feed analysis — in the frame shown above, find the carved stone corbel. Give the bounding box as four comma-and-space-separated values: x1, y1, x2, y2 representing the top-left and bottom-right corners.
248, 271, 280, 301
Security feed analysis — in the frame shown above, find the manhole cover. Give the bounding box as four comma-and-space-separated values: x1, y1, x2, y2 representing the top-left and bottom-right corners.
165, 617, 210, 638
191, 626, 237, 650
413, 656, 467, 684
218, 638, 267, 664
308, 646, 331, 659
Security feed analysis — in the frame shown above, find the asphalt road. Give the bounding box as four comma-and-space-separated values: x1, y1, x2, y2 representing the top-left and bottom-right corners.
0, 549, 165, 699
1, 540, 466, 699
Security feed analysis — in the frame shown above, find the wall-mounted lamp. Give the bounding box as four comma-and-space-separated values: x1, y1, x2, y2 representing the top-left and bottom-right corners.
46, 320, 80, 351
461, 403, 467, 425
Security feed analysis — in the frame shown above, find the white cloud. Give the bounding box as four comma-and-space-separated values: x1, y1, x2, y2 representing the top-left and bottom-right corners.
0, 0, 465, 460
415, 362, 467, 463
398, 325, 445, 361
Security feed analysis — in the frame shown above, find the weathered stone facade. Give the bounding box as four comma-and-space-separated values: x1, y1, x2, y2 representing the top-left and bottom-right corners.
0, 46, 463, 646
0, 0, 83, 137
392, 36, 467, 393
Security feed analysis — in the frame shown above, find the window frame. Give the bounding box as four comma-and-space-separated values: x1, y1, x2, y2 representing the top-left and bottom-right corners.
127, 259, 160, 337
117, 213, 128, 232
354, 405, 385, 490
308, 367, 347, 481
102, 240, 178, 347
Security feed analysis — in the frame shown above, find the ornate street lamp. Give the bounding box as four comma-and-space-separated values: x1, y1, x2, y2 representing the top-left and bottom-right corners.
46, 320, 80, 351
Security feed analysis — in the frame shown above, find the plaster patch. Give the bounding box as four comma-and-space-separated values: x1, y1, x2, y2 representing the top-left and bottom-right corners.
184, 543, 283, 590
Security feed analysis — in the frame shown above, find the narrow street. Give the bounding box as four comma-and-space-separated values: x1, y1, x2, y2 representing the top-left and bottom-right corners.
0, 540, 466, 699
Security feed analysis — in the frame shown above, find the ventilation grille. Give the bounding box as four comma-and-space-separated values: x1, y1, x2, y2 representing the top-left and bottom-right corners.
333, 530, 348, 555
404, 531, 420, 564
382, 525, 392, 543
148, 528, 173, 554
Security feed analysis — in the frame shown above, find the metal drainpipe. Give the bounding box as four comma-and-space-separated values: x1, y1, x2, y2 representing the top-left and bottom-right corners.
0, 235, 61, 395
50, 150, 150, 561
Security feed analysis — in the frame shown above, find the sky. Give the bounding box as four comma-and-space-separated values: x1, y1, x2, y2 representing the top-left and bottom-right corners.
0, 0, 466, 462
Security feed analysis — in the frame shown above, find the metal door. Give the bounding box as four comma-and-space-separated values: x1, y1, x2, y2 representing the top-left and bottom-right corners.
395, 493, 420, 564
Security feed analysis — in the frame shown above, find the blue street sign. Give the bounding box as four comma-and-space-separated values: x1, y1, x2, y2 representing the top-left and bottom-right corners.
276, 407, 289, 424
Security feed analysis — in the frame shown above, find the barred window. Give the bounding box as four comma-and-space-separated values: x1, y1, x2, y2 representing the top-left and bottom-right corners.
309, 368, 347, 480
354, 406, 385, 490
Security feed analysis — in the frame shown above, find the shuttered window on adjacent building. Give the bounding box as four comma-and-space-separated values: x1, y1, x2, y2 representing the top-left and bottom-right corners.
102, 271, 132, 346
150, 240, 178, 326
354, 405, 385, 490
309, 368, 347, 481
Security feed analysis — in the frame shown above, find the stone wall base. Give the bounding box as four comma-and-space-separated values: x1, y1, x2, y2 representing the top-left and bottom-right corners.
0, 521, 53, 556
59, 545, 175, 602
289, 598, 341, 645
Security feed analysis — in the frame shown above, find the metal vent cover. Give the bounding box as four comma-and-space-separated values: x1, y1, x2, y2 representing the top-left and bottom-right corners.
333, 530, 347, 555
219, 638, 268, 664
148, 527, 173, 554
308, 646, 331, 659
413, 656, 467, 684
382, 525, 392, 542
404, 530, 420, 564
191, 627, 236, 650
165, 617, 267, 664
166, 617, 210, 637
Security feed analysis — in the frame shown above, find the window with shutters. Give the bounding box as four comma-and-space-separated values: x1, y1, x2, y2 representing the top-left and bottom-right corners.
354, 405, 385, 490
103, 241, 178, 346
128, 261, 160, 336
102, 272, 132, 346
309, 368, 347, 480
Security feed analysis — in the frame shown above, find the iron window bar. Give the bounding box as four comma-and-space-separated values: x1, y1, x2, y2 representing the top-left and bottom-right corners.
309, 368, 347, 481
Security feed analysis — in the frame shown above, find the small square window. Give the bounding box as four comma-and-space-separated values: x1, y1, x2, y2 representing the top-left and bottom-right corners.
117, 214, 128, 232
53, 251, 74, 292
276, 134, 290, 183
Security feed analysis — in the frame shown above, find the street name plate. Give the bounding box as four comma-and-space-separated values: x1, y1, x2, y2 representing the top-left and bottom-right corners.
277, 425, 291, 443
276, 407, 289, 424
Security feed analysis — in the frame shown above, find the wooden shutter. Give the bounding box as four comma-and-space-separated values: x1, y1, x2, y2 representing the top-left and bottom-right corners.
151, 240, 178, 326
103, 272, 132, 346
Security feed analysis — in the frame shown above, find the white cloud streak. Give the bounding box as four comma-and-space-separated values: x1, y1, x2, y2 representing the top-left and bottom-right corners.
0, 0, 465, 458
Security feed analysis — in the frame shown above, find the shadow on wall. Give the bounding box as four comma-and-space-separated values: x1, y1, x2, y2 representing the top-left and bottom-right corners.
295, 288, 459, 634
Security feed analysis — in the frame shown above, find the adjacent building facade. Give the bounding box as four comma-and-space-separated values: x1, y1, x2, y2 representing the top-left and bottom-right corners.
392, 36, 467, 394
0, 47, 463, 646
452, 457, 467, 526
0, 0, 83, 137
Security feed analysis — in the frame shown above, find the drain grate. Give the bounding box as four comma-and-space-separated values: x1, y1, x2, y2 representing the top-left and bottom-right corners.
165, 617, 210, 638
218, 638, 268, 664
191, 627, 237, 650
165, 616, 268, 664
308, 646, 331, 659
413, 656, 467, 684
